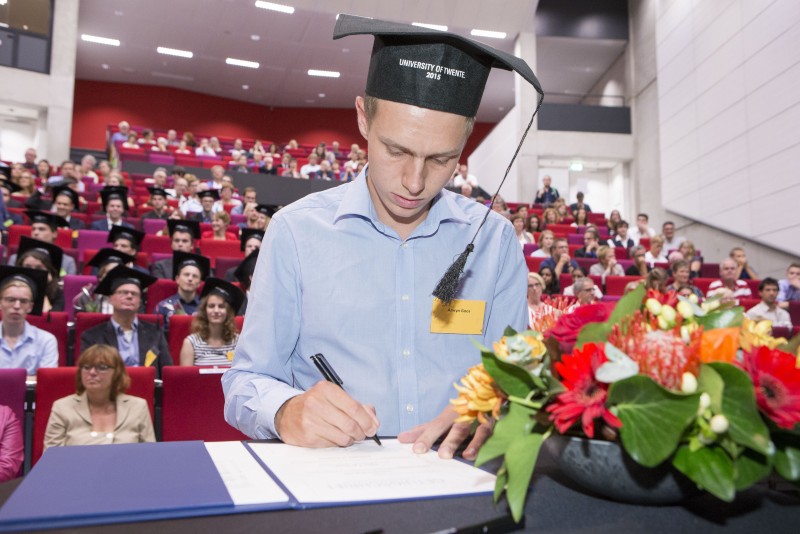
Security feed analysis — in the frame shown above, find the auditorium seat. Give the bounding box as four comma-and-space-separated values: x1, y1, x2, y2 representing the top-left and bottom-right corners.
33, 366, 156, 466
76, 230, 110, 260
522, 243, 537, 256
771, 326, 792, 340
142, 218, 168, 235
82, 250, 149, 274
144, 279, 178, 313
168, 315, 244, 368
788, 302, 800, 327
574, 257, 598, 273
605, 276, 641, 296
161, 367, 248, 442
141, 234, 172, 254
26, 312, 69, 366
613, 247, 629, 260
525, 256, 544, 273
692, 278, 715, 295
62, 275, 97, 321
214, 256, 242, 278
199, 239, 243, 267
700, 263, 719, 278
567, 235, 583, 245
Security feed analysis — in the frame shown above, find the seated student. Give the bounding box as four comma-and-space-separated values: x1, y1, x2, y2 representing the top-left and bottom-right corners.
15, 237, 65, 312
511, 214, 533, 247
9, 211, 77, 276
151, 219, 200, 279
625, 245, 651, 276
608, 220, 634, 250
154, 252, 210, 325
541, 238, 580, 277
201, 211, 239, 241
565, 276, 598, 312
562, 267, 604, 300
140, 187, 172, 220
106, 226, 148, 274
0, 266, 58, 376
179, 278, 244, 367
187, 189, 220, 224
678, 240, 703, 278
666, 259, 703, 300
231, 187, 257, 216
79, 267, 172, 377
539, 266, 560, 296
0, 404, 23, 482
43, 345, 155, 450
90, 187, 135, 231
232, 249, 259, 315
224, 228, 264, 282
646, 267, 669, 294
746, 277, 792, 327
214, 183, 242, 213
73, 249, 136, 315
1, 180, 25, 211
50, 184, 85, 230
253, 204, 276, 230
530, 229, 554, 258
645, 234, 667, 266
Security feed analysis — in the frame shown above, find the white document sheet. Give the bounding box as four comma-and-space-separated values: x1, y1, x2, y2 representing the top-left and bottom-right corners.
204, 441, 291, 506
247, 439, 496, 504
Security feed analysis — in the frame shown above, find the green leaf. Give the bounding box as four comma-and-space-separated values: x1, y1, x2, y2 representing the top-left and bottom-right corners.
505, 432, 545, 523
575, 322, 610, 348
575, 284, 646, 348
696, 307, 744, 330
709, 363, 771, 455
734, 448, 772, 490
774, 431, 800, 481
475, 402, 536, 466
480, 349, 537, 399
779, 330, 800, 356
697, 365, 724, 413
493, 464, 508, 504
608, 375, 699, 467
673, 444, 736, 502
503, 326, 519, 337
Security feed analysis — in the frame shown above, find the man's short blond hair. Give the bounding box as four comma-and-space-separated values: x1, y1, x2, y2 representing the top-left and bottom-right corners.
363, 95, 475, 138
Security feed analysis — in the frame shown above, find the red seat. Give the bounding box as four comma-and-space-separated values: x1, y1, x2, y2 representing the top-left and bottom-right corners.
145, 279, 178, 313
74, 313, 163, 356
33, 366, 156, 466
141, 234, 172, 254
692, 278, 716, 295
199, 239, 244, 267
605, 276, 642, 296
174, 155, 200, 167
7, 225, 31, 248
161, 367, 249, 442
27, 312, 69, 366
62, 275, 97, 321
546, 224, 577, 235
526, 256, 544, 273
214, 256, 242, 278
613, 247, 628, 260
84, 201, 103, 216
744, 279, 760, 295
788, 302, 800, 327
639, 237, 651, 249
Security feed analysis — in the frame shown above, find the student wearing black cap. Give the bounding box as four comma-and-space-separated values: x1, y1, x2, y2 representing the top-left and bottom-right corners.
141, 187, 172, 220
224, 229, 264, 282
179, 278, 243, 367
7, 211, 77, 276
51, 185, 85, 230
107, 226, 149, 275
15, 237, 64, 312
0, 180, 24, 225
79, 266, 172, 377
151, 219, 200, 279
154, 251, 210, 325
225, 15, 542, 456
187, 189, 220, 224
73, 249, 136, 315
89, 186, 134, 231
0, 266, 58, 376
231, 249, 259, 315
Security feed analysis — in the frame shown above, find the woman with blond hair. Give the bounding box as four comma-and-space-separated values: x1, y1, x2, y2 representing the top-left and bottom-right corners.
531, 229, 555, 258
645, 234, 667, 267
201, 211, 239, 241
180, 279, 244, 366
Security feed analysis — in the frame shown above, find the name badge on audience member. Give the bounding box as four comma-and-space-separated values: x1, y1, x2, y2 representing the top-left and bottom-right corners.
430, 298, 485, 335
144, 350, 157, 367
227, 351, 234, 361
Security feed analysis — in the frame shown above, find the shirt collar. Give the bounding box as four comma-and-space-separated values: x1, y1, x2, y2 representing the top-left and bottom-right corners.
110, 317, 139, 333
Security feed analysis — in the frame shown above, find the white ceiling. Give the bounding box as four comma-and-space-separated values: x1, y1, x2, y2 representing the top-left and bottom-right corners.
75, 0, 625, 122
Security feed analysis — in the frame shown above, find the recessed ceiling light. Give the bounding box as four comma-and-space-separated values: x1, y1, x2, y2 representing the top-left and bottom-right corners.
306, 99, 315, 103
101, 64, 109, 70
157, 46, 193, 58
342, 48, 349, 53
81, 34, 120, 46
412, 22, 447, 31
569, 161, 584, 172
242, 85, 250, 90
318, 93, 325, 98
254, 1, 294, 14
498, 107, 505, 111
226, 57, 259, 69
152, 71, 194, 81
308, 69, 340, 78
251, 34, 260, 41
470, 29, 507, 39
114, 10, 123, 16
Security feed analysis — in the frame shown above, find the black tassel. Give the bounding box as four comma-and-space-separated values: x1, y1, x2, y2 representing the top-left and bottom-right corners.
432, 243, 474, 304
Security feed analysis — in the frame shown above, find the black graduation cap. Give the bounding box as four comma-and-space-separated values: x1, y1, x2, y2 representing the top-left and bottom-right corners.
86, 248, 136, 269
25, 210, 69, 230
0, 266, 48, 316
233, 249, 259, 287
240, 228, 265, 251
107, 226, 145, 250
17, 236, 64, 273
45, 177, 78, 190
94, 265, 157, 296
197, 189, 220, 201
200, 277, 245, 313
334, 14, 545, 303
51, 185, 80, 208
172, 251, 210, 280
147, 186, 169, 198
167, 219, 201, 239
99, 186, 129, 211
0, 180, 22, 194
254, 204, 277, 217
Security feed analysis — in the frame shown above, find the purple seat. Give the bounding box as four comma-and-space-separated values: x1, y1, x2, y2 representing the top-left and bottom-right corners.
617, 259, 634, 271
522, 243, 537, 256
568, 234, 583, 245
62, 275, 98, 321
215, 256, 242, 278
230, 214, 246, 225
149, 152, 175, 166
76, 230, 110, 261
575, 257, 598, 272
142, 218, 168, 234
151, 252, 171, 264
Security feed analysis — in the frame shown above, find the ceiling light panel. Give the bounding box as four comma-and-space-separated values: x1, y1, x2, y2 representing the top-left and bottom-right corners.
254, 1, 295, 14
157, 47, 193, 58
81, 34, 120, 46
226, 58, 260, 69
412, 22, 448, 31
308, 69, 340, 78
470, 29, 507, 39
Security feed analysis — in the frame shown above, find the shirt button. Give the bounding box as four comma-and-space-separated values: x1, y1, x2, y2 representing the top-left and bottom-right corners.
406, 404, 414, 413
402, 349, 410, 358
401, 294, 409, 301
401, 242, 409, 249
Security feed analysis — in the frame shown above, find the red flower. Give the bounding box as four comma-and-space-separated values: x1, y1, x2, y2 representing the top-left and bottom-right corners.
739, 346, 800, 430
547, 303, 610, 353
646, 289, 679, 308
546, 343, 622, 438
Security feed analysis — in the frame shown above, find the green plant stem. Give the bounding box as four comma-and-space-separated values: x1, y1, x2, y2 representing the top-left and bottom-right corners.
508, 395, 543, 410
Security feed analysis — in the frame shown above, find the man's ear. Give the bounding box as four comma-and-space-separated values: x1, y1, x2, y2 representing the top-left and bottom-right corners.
355, 96, 369, 141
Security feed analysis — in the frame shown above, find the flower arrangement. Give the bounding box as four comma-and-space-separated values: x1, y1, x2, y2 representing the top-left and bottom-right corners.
452, 285, 800, 521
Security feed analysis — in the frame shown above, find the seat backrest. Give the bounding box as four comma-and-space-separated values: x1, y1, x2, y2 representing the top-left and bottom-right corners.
692, 277, 716, 295
76, 230, 110, 256
525, 256, 544, 273
214, 256, 242, 279
145, 279, 179, 313
0, 368, 27, 428
62, 275, 98, 321
74, 313, 112, 356
141, 234, 172, 254
199, 239, 244, 267
168, 315, 194, 361
7, 225, 31, 247
26, 312, 70, 366
605, 276, 641, 296
161, 367, 248, 442
33, 366, 155, 465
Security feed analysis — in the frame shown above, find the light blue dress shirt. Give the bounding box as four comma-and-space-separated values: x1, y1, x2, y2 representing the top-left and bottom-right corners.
0, 321, 58, 375
111, 317, 140, 367
222, 168, 528, 439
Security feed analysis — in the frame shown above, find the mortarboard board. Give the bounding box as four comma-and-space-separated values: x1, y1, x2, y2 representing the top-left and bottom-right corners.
200, 277, 245, 313
254, 204, 277, 217
24, 210, 69, 230
334, 14, 544, 303
94, 265, 156, 296
107, 226, 145, 250
87, 248, 136, 269
51, 185, 80, 208
233, 249, 259, 287
147, 186, 169, 198
240, 228, 265, 251
167, 219, 201, 239
198, 189, 220, 201
172, 251, 210, 280
0, 265, 48, 316
99, 186, 129, 211
17, 236, 64, 273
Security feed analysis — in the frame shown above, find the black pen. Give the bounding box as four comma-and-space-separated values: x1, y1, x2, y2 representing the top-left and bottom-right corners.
310, 353, 382, 446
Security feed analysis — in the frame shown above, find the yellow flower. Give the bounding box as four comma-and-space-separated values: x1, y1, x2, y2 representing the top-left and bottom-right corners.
740, 317, 788, 352
493, 332, 547, 368
450, 364, 505, 425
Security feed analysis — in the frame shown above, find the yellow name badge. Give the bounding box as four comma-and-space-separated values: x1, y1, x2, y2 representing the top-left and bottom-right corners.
430, 298, 486, 335
227, 351, 234, 361
144, 350, 157, 367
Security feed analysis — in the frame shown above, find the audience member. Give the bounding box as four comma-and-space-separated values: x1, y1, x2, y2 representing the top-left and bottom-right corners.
626, 245, 651, 276
229, 138, 245, 158
155, 252, 210, 325
662, 221, 685, 250
459, 183, 474, 198
746, 278, 792, 327
195, 138, 216, 156
282, 158, 302, 178
534, 175, 559, 206
678, 241, 702, 278
151, 220, 200, 279
666, 259, 703, 300
74, 249, 134, 315
50, 185, 85, 229
232, 154, 250, 173
730, 247, 758, 280
208, 137, 223, 154
0, 266, 58, 376
231, 187, 256, 215
36, 159, 52, 181
574, 230, 600, 258
178, 175, 202, 215
608, 220, 634, 249
1, 181, 24, 210
645, 234, 667, 266
541, 238, 579, 278
562, 267, 604, 300
706, 258, 752, 302
166, 129, 180, 147
202, 211, 238, 241
571, 208, 589, 227
110, 121, 131, 145
452, 164, 479, 188
121, 134, 140, 149
90, 187, 134, 231
629, 213, 655, 245
512, 214, 533, 247
43, 345, 156, 450
567, 277, 597, 312
0, 404, 23, 481
539, 266, 559, 296
141, 187, 171, 220
541, 208, 558, 227
15, 238, 64, 312
589, 246, 624, 282
569, 191, 592, 214
606, 209, 621, 236
215, 183, 242, 213
188, 190, 221, 223
10, 212, 76, 276
526, 213, 541, 233
778, 263, 800, 308
207, 165, 226, 190
16, 170, 37, 197
530, 229, 555, 258
231, 248, 259, 314
300, 154, 322, 179
526, 272, 554, 328
180, 278, 244, 367
646, 267, 669, 293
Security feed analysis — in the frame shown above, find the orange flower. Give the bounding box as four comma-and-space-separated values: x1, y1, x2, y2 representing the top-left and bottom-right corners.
699, 327, 740, 363
450, 364, 505, 425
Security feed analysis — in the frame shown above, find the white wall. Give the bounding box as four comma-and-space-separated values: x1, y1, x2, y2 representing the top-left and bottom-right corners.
655, 0, 800, 256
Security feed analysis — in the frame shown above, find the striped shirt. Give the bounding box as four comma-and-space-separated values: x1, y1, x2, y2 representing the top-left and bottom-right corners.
188, 333, 238, 367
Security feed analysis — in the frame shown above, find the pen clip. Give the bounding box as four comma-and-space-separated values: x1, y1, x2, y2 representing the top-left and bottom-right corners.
310, 353, 343, 386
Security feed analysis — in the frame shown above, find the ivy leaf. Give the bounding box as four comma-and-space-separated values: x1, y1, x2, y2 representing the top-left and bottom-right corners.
709, 363, 771, 455
672, 444, 736, 502
493, 463, 508, 504
734, 448, 772, 490
475, 402, 537, 466
608, 375, 699, 467
504, 432, 545, 523
479, 348, 537, 399
696, 307, 744, 330
697, 364, 724, 413
773, 430, 800, 481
